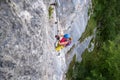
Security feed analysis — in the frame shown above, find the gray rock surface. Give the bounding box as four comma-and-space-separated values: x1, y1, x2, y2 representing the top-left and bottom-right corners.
0, 0, 91, 80
0, 0, 50, 80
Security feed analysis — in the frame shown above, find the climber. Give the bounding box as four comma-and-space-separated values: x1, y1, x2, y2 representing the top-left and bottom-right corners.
50, 2, 57, 6
55, 34, 72, 51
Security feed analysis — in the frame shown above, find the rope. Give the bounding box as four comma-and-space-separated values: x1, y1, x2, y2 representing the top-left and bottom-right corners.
57, 18, 64, 35
53, 0, 63, 35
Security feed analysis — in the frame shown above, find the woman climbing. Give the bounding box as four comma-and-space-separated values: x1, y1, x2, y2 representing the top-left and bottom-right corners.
55, 34, 72, 51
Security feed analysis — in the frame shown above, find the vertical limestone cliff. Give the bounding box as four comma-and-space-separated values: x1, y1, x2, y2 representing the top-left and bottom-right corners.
0, 0, 91, 80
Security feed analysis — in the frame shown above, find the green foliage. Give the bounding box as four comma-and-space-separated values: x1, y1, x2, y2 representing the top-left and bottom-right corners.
93, 0, 120, 42
73, 36, 120, 80
70, 0, 120, 80
48, 6, 54, 19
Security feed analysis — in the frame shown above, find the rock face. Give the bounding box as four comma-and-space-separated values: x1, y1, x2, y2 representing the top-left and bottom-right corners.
0, 0, 91, 80
55, 0, 92, 67
0, 0, 50, 80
